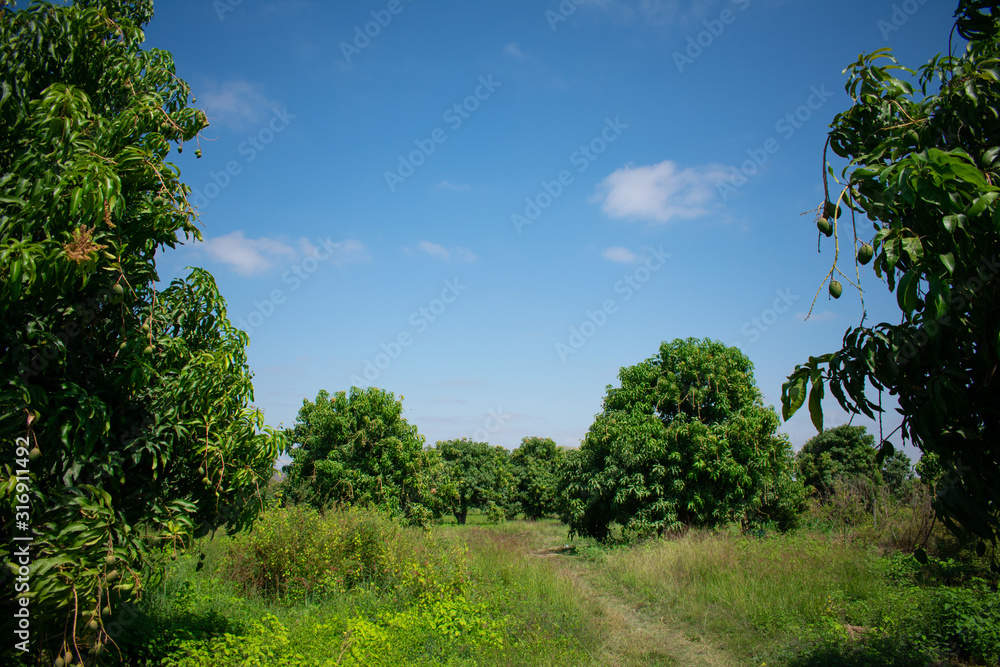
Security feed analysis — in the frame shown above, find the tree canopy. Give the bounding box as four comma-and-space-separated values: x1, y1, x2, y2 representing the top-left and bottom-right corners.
509, 436, 564, 520
561, 338, 803, 541
782, 0, 1000, 551
796, 424, 913, 499
281, 387, 426, 516
435, 438, 513, 525
0, 0, 281, 660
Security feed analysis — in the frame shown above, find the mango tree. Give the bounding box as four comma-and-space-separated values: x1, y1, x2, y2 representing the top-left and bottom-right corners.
436, 438, 513, 525
561, 338, 804, 541
783, 0, 1000, 556
0, 1, 283, 662
509, 436, 563, 520
281, 387, 426, 517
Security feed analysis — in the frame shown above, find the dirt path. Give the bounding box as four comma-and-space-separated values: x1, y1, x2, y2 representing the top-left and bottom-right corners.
532, 543, 736, 667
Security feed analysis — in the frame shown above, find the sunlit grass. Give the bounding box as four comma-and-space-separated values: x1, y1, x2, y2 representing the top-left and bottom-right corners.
598, 530, 884, 655
129, 512, 601, 666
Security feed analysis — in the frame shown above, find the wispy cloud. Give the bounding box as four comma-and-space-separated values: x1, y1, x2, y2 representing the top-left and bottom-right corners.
418, 241, 451, 261
588, 0, 692, 27
198, 231, 366, 276
196, 79, 279, 130
594, 160, 730, 224
503, 42, 526, 59
435, 180, 471, 192
602, 246, 638, 263
454, 247, 478, 263
416, 241, 478, 263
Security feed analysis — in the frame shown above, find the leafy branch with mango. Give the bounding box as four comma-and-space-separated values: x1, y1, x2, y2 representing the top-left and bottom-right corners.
783, 0, 1000, 559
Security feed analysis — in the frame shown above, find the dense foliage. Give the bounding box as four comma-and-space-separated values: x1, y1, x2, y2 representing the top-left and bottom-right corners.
0, 1, 282, 661
509, 437, 564, 520
435, 438, 514, 525
281, 387, 427, 518
783, 0, 1000, 550
561, 338, 804, 541
796, 424, 913, 498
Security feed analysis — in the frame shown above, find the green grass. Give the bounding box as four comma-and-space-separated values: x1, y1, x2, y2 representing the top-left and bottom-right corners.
116, 509, 999, 667
587, 526, 998, 666
599, 530, 883, 653
120, 511, 600, 666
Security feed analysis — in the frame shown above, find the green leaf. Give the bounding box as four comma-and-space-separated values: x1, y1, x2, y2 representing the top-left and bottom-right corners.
884, 238, 901, 270
939, 252, 956, 274
70, 187, 83, 216
968, 192, 998, 218
942, 214, 967, 233
875, 440, 894, 466
782, 371, 809, 421
897, 271, 920, 315
901, 236, 924, 264
808, 379, 825, 432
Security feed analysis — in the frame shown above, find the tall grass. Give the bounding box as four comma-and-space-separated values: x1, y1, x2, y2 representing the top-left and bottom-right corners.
124, 510, 600, 666
122, 509, 998, 666
602, 530, 884, 654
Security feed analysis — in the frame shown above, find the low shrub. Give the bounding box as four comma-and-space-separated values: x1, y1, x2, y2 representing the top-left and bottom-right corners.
222, 505, 467, 603
924, 580, 1000, 665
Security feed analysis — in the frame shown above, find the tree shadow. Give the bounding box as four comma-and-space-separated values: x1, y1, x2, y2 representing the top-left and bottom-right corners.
780, 636, 945, 667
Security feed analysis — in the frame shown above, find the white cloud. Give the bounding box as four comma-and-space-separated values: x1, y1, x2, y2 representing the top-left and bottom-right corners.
199, 231, 293, 276
503, 42, 525, 59
321, 239, 368, 265
417, 241, 451, 261
435, 180, 471, 192
196, 79, 279, 130
454, 247, 478, 263
416, 241, 478, 263
594, 160, 731, 224
602, 246, 638, 263
199, 231, 366, 276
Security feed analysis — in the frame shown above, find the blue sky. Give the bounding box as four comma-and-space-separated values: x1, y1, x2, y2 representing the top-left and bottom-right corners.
137, 0, 957, 456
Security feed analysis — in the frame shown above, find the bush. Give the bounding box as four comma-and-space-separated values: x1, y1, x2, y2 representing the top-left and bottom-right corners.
925, 580, 1000, 664
223, 505, 467, 604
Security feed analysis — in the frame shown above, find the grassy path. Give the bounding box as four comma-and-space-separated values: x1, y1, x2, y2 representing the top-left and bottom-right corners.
138, 512, 993, 666
555, 555, 734, 666
484, 521, 738, 666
